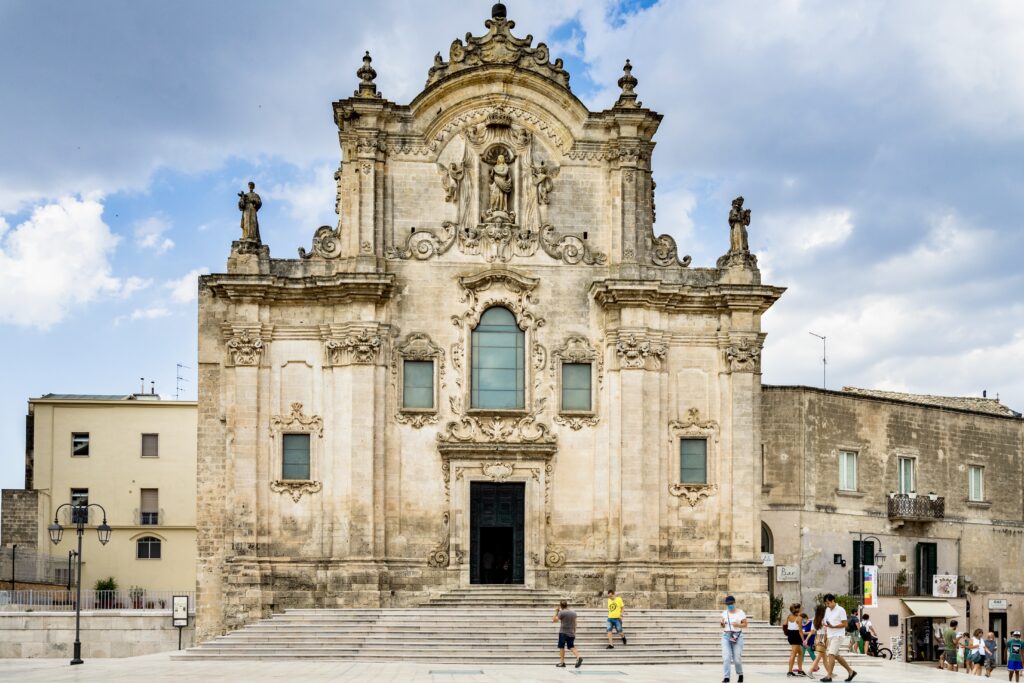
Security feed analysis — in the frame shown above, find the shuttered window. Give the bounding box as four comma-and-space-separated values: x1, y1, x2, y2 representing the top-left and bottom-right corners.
140, 488, 158, 525
141, 434, 159, 457
282, 434, 311, 480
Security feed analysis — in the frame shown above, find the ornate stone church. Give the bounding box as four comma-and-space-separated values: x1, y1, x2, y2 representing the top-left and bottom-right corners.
196, 4, 783, 638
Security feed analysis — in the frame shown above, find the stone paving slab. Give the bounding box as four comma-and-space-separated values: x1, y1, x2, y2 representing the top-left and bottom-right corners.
0, 653, 983, 683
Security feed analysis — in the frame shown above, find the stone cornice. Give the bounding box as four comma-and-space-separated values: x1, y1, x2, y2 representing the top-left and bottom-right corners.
590, 279, 785, 314
203, 273, 395, 304
438, 442, 557, 460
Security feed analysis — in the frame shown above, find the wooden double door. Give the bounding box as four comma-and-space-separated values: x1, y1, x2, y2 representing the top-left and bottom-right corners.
469, 482, 525, 584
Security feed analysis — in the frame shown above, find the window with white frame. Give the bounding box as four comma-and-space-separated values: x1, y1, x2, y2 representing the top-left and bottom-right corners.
839, 450, 858, 491
968, 465, 984, 502
897, 456, 916, 494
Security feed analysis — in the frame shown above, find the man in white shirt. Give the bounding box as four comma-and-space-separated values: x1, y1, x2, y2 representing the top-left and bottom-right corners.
821, 594, 857, 682
719, 595, 748, 683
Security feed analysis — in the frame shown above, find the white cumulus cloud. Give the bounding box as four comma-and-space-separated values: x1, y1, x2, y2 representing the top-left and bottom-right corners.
0, 197, 122, 329
133, 215, 174, 253
130, 306, 171, 320
165, 267, 211, 304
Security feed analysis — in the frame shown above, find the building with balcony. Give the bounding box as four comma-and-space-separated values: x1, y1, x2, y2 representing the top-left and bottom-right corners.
0, 394, 197, 592
762, 385, 1024, 664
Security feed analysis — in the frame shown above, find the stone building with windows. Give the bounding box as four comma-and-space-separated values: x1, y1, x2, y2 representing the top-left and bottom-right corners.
1, 394, 198, 592
196, 4, 784, 639
761, 385, 1024, 663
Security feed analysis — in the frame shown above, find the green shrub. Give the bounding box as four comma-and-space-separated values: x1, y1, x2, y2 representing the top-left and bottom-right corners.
94, 576, 117, 592
769, 595, 785, 625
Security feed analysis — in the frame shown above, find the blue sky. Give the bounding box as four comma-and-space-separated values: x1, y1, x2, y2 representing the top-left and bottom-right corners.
1, 1, 1023, 492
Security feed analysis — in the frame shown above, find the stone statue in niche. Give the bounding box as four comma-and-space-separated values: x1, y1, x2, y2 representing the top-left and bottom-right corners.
531, 161, 558, 205
728, 196, 751, 252
437, 161, 465, 203
238, 181, 262, 242
481, 147, 516, 223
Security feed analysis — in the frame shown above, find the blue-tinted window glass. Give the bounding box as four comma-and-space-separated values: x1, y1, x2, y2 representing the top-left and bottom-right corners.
403, 360, 434, 409
471, 307, 524, 409
282, 433, 311, 480
680, 439, 708, 484
561, 363, 592, 411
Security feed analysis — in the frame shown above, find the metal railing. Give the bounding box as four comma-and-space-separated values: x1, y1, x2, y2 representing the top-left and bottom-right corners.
0, 589, 195, 611
887, 494, 944, 520
132, 508, 165, 526
0, 547, 68, 585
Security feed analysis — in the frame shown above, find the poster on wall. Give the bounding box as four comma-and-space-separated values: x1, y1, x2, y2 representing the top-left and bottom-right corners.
862, 565, 878, 608
932, 574, 958, 598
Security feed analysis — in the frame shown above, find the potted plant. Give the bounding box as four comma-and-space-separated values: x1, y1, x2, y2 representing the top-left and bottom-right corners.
129, 586, 144, 609
895, 568, 909, 596
95, 576, 118, 608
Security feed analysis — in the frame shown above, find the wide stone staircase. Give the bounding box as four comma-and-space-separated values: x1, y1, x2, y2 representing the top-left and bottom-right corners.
176, 587, 837, 664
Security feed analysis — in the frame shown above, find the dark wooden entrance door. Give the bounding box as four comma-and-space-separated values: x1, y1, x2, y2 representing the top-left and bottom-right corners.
470, 482, 524, 584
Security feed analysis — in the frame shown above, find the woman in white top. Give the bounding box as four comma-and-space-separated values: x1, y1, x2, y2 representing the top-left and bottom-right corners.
970, 628, 987, 675
784, 602, 806, 676
720, 595, 748, 683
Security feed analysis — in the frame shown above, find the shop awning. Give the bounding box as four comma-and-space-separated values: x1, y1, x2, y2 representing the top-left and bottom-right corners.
902, 599, 959, 618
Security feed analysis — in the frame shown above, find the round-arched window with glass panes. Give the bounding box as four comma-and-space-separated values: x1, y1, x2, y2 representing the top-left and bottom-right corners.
136, 536, 162, 560
471, 307, 525, 409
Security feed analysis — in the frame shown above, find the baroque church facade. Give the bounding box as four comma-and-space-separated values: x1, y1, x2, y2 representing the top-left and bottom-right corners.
196, 5, 783, 638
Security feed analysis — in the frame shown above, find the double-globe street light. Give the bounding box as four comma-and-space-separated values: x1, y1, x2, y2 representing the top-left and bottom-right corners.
48, 502, 111, 665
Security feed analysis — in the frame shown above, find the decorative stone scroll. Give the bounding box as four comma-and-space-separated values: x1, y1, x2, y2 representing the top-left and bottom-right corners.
650, 233, 693, 268
453, 268, 544, 331
725, 338, 762, 373
615, 333, 667, 370
226, 329, 264, 367
545, 544, 567, 568
325, 328, 383, 366
270, 402, 324, 438
669, 483, 718, 508
427, 512, 454, 568
386, 221, 604, 265
439, 396, 555, 445
270, 480, 323, 503
425, 4, 570, 91
299, 225, 344, 259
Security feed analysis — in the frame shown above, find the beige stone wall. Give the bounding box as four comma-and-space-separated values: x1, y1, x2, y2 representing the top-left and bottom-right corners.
195, 7, 782, 640
0, 611, 195, 658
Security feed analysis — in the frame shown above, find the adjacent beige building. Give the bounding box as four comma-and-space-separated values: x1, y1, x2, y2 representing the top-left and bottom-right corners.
1, 394, 197, 593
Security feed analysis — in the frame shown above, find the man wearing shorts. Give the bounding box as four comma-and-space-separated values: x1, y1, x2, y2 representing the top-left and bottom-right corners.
606, 589, 626, 648
821, 594, 856, 682
1008, 630, 1023, 683
942, 620, 959, 671
553, 600, 582, 668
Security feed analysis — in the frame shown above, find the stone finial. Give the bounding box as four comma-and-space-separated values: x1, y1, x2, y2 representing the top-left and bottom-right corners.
492, 2, 507, 19
615, 59, 640, 108
355, 51, 379, 98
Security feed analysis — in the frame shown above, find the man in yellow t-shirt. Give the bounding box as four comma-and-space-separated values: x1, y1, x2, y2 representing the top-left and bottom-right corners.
606, 589, 626, 648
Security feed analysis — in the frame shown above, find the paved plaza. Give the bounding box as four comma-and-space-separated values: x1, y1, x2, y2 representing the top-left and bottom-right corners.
0, 655, 990, 682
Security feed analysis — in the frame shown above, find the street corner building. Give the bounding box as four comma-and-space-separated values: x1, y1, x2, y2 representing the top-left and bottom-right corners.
195, 4, 784, 639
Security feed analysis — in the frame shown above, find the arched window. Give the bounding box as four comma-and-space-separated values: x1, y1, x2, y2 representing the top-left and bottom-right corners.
136, 536, 162, 560
471, 307, 525, 409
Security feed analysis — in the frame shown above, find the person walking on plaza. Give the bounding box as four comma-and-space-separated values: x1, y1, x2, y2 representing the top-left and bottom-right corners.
821, 594, 856, 682
943, 621, 961, 672
1007, 630, 1023, 682
801, 612, 817, 668
970, 628, 989, 675
859, 612, 878, 655
784, 602, 807, 676
552, 600, 582, 669
984, 631, 998, 678
808, 605, 828, 678
720, 595, 748, 683
606, 589, 626, 648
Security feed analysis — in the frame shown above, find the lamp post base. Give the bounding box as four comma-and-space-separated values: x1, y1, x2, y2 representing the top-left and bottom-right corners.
70, 640, 83, 665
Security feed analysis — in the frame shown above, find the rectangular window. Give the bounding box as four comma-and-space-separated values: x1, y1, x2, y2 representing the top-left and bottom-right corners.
680, 438, 708, 484
141, 433, 159, 457
72, 432, 89, 457
898, 456, 915, 494
282, 434, 311, 481
838, 450, 858, 491
560, 363, 592, 412
968, 465, 984, 502
140, 488, 159, 525
402, 360, 434, 409
71, 488, 88, 523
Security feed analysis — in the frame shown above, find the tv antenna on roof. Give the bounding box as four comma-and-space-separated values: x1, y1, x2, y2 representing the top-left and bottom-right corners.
176, 363, 191, 400
808, 332, 827, 389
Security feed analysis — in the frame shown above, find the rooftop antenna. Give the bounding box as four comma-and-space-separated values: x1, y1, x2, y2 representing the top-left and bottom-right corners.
808, 332, 827, 389
176, 363, 191, 400
139, 377, 145, 394
150, 380, 155, 395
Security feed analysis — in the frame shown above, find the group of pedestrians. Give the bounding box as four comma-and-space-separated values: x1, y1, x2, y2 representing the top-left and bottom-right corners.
940, 620, 1024, 679
552, 589, 627, 669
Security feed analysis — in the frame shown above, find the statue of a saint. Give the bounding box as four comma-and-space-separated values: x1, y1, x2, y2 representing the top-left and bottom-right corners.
531, 161, 558, 205
487, 154, 513, 214
238, 181, 262, 242
437, 162, 465, 203
728, 195, 751, 253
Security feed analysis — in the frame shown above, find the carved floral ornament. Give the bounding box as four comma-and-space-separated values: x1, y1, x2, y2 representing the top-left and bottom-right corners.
668, 408, 719, 507
226, 329, 264, 366
325, 328, 384, 366
615, 333, 667, 370
452, 268, 545, 331
439, 396, 555, 445
725, 338, 762, 373
270, 480, 323, 503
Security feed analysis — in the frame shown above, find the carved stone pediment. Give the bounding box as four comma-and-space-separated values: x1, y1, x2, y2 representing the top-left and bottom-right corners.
270, 480, 322, 503
453, 268, 545, 330
270, 402, 323, 437
669, 408, 719, 441
425, 6, 570, 91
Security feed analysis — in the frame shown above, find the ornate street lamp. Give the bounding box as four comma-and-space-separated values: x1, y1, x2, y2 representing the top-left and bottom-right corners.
856, 533, 885, 598
49, 502, 111, 665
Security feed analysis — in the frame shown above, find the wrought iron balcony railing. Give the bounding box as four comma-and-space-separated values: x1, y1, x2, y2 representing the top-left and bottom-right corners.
887, 493, 944, 520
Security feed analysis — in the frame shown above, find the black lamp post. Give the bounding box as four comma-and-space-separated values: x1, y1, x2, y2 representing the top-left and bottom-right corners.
49, 503, 111, 666
67, 550, 78, 592
856, 533, 886, 598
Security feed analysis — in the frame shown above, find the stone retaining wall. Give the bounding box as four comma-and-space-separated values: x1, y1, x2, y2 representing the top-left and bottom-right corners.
0, 611, 195, 658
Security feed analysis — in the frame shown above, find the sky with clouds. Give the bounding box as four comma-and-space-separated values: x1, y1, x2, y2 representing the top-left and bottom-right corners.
1, 0, 1022, 493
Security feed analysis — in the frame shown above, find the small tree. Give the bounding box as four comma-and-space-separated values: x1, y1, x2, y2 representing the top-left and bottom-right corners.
94, 576, 118, 608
